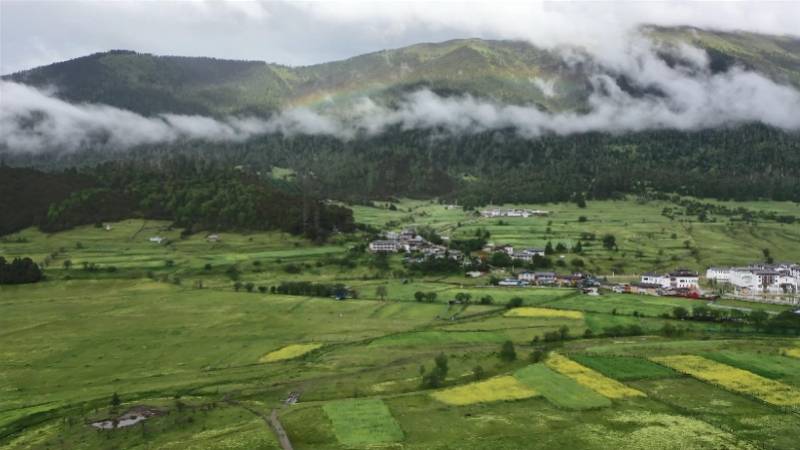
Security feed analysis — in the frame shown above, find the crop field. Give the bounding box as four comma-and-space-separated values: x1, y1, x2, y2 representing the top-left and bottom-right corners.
546, 354, 646, 399
651, 355, 800, 407
514, 365, 612, 410
570, 355, 677, 381
430, 376, 539, 406
504, 306, 584, 319
322, 399, 403, 446
2, 199, 800, 449
260, 343, 323, 362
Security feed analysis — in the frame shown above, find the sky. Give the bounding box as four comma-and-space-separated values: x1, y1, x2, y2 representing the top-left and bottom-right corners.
2, 1, 800, 74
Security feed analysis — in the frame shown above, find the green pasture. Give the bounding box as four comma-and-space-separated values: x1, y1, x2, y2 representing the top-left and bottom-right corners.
322, 399, 404, 446
515, 364, 612, 410
2, 199, 800, 449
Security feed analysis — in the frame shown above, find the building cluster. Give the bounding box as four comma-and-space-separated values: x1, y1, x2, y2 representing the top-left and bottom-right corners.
368, 229, 463, 261
623, 269, 701, 297
480, 208, 549, 218
706, 263, 800, 296
482, 244, 546, 262
497, 271, 596, 288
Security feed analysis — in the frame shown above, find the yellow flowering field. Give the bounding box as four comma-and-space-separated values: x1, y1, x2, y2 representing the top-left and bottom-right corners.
546, 353, 645, 399
259, 343, 322, 363
504, 307, 584, 320
785, 347, 800, 359
651, 355, 800, 407
430, 376, 539, 406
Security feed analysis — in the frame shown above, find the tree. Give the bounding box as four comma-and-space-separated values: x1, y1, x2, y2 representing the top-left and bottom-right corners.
454, 292, 471, 304
749, 309, 769, 329
529, 349, 547, 363
63, 259, 72, 270
545, 241, 555, 255
472, 365, 485, 381
425, 292, 438, 303
422, 353, 449, 388
375, 285, 388, 301
602, 234, 617, 250
672, 306, 689, 320
500, 340, 517, 362
233, 281, 243, 291
506, 297, 523, 309
414, 291, 425, 302
479, 295, 494, 305
555, 242, 567, 253
110, 392, 121, 409
558, 325, 570, 340
572, 241, 583, 253
244, 282, 255, 293
258, 285, 268, 293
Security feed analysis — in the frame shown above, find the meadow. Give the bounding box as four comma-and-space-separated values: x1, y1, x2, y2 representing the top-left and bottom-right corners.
2, 198, 800, 449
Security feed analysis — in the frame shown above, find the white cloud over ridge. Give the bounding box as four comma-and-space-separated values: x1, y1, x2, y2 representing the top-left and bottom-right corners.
3, 31, 800, 154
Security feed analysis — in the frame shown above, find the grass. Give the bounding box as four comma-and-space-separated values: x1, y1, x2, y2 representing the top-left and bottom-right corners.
322, 398, 403, 446
546, 353, 645, 399
430, 376, 539, 406
570, 355, 677, 381
504, 307, 584, 320
515, 364, 612, 410
2, 199, 800, 449
651, 355, 800, 407
259, 343, 323, 362
704, 350, 800, 382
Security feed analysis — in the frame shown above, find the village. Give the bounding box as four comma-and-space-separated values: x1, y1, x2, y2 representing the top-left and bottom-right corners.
368, 228, 800, 306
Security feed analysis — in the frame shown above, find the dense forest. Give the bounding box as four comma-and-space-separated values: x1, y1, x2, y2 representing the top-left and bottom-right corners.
0, 161, 354, 238
7, 123, 799, 207
0, 257, 43, 284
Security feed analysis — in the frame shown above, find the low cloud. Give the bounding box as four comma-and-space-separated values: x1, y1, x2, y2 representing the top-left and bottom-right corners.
2, 35, 800, 154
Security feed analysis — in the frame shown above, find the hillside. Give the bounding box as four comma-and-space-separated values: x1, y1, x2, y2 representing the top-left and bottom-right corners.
6, 27, 800, 117
3, 27, 800, 206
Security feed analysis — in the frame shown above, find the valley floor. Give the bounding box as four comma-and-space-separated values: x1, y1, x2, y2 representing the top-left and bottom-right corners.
2, 199, 800, 449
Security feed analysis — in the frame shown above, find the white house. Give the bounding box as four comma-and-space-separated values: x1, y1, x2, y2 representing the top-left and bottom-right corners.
641, 269, 699, 289
704, 263, 800, 296
669, 269, 699, 289
641, 272, 671, 288
369, 240, 400, 252
706, 267, 731, 282
518, 271, 536, 282
149, 236, 165, 244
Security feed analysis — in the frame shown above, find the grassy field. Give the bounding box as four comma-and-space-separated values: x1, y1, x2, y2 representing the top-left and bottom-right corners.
514, 364, 612, 410
321, 399, 403, 446
2, 198, 800, 449
350, 198, 800, 275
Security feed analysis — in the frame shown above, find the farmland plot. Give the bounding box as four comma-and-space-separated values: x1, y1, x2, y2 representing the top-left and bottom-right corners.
322, 399, 404, 446
514, 364, 611, 410
651, 355, 800, 408
430, 376, 539, 406
546, 353, 645, 399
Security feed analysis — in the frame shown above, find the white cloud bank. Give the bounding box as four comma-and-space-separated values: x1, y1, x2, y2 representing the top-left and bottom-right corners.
3, 33, 800, 154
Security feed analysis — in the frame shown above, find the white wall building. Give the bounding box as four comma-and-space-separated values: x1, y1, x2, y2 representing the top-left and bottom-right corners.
706, 263, 800, 296
640, 269, 699, 290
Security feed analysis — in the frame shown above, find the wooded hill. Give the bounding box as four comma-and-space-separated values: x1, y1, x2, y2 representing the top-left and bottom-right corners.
0, 162, 354, 238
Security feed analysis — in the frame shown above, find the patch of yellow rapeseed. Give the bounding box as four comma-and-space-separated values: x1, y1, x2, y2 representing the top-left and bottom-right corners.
259, 343, 322, 363
651, 355, 800, 407
504, 307, 584, 320
546, 353, 644, 399
430, 376, 539, 406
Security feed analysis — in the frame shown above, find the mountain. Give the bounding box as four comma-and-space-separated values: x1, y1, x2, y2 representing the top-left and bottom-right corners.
7, 27, 799, 118
3, 27, 800, 208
